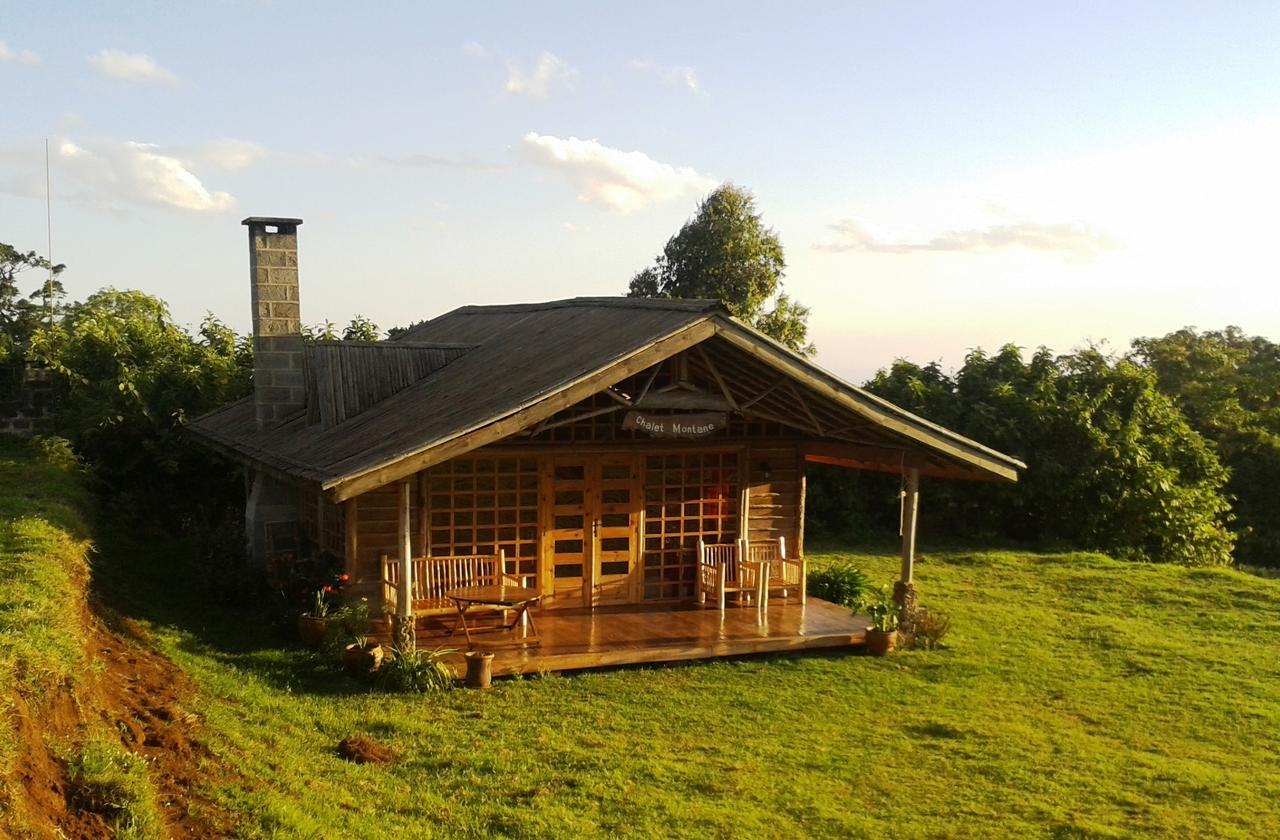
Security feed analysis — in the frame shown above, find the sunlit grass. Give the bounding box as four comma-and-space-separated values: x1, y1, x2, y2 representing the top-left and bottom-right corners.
113, 534, 1280, 838
0, 438, 171, 839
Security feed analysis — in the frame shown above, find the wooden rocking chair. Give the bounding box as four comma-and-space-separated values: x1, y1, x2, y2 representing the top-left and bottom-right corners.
745, 537, 806, 610
697, 539, 768, 616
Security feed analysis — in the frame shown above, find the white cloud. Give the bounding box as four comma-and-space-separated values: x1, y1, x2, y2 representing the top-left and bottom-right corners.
629, 60, 701, 95
462, 41, 488, 59
29, 138, 235, 212
0, 40, 41, 65
505, 52, 577, 98
818, 218, 1118, 259
87, 49, 179, 85
187, 139, 269, 172
520, 132, 718, 213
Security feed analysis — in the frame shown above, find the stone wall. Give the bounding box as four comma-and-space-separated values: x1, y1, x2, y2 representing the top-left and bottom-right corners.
0, 365, 55, 438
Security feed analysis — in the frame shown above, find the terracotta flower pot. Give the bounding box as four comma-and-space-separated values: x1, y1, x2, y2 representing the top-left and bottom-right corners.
298, 615, 327, 649
865, 628, 897, 656
342, 642, 384, 676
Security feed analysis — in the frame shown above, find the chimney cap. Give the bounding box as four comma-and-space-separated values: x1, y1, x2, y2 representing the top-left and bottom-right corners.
242, 216, 303, 228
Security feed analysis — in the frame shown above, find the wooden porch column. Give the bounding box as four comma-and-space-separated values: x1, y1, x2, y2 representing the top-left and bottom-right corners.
343, 497, 359, 589
393, 479, 416, 650
894, 467, 919, 616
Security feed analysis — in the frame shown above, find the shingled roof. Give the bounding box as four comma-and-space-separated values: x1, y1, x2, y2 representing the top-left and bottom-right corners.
189, 296, 1025, 500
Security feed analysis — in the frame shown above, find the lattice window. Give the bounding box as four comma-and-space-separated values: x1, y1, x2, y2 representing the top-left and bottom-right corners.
642, 451, 739, 600
321, 499, 344, 559
425, 457, 540, 581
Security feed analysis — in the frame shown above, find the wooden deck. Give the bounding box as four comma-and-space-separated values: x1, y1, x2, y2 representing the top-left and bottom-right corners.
413, 597, 870, 676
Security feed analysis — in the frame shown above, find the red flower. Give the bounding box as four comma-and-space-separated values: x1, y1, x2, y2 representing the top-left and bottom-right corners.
339, 573, 350, 582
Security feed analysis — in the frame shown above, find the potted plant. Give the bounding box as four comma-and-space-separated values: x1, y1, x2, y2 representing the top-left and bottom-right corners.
299, 589, 329, 649
342, 635, 385, 676
858, 587, 900, 656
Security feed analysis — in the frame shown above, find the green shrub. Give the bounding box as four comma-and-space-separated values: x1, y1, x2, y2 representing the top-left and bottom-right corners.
374, 646, 456, 693
328, 599, 370, 638
29, 435, 81, 472
807, 562, 871, 608
902, 606, 952, 650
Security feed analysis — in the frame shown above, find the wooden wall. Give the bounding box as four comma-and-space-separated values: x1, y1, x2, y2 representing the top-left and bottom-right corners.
298, 484, 345, 560
744, 444, 804, 557
345, 441, 809, 609
346, 481, 422, 601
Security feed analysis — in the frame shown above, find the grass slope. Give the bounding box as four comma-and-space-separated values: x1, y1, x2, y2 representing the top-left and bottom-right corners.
112, 537, 1280, 839
0, 439, 167, 839
0, 438, 92, 709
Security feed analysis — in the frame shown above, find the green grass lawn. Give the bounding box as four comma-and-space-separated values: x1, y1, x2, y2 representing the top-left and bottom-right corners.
100, 534, 1280, 839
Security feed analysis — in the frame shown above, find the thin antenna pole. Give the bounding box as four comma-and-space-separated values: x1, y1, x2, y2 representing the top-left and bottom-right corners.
44, 138, 53, 326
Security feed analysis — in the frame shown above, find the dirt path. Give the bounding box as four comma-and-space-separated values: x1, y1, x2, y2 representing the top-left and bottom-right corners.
8, 609, 238, 839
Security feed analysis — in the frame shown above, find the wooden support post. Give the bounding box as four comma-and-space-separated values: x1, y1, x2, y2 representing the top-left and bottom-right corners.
895, 467, 919, 616
393, 479, 416, 650
343, 497, 359, 590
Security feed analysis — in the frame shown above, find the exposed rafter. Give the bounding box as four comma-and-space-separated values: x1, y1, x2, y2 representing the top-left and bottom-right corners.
696, 344, 739, 410
788, 381, 824, 436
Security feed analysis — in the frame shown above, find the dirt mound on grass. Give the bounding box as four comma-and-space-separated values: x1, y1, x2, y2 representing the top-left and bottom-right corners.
6, 611, 237, 839
337, 734, 396, 764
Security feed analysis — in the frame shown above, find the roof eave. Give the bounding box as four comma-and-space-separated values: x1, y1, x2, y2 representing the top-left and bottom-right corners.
710, 317, 1025, 482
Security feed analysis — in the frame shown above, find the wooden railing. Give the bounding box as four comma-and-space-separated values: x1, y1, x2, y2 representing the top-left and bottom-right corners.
382, 551, 515, 614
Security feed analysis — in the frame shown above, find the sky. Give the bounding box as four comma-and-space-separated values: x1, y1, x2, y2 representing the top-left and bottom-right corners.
2, 1, 1279, 382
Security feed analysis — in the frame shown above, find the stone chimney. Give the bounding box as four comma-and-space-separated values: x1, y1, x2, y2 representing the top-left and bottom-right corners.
244, 217, 305, 428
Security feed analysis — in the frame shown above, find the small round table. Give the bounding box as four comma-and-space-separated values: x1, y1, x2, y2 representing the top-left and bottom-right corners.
445, 584, 542, 648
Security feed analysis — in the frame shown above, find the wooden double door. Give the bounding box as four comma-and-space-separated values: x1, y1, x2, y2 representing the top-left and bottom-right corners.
543, 455, 641, 608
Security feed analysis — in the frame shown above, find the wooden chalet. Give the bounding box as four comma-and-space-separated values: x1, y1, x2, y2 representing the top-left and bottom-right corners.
189, 217, 1025, 673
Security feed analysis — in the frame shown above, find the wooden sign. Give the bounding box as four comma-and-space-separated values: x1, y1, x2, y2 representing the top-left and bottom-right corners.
622, 411, 727, 438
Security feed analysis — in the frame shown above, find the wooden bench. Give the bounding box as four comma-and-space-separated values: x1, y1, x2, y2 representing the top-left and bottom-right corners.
381, 552, 521, 616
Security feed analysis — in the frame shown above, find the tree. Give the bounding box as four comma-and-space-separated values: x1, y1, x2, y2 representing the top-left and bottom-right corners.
1132, 327, 1280, 564
303, 315, 381, 342
0, 242, 64, 361
856, 344, 1235, 565
627, 184, 814, 354
342, 315, 381, 341
27, 289, 252, 522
